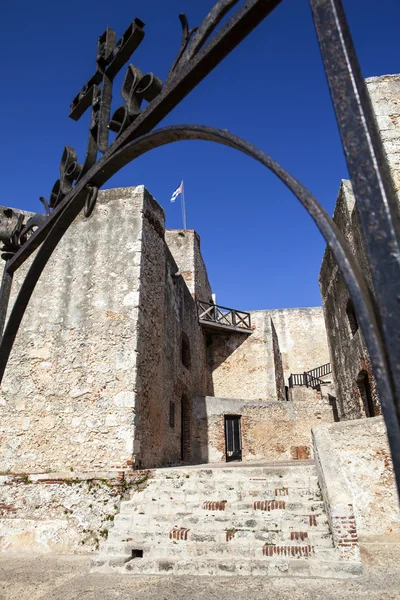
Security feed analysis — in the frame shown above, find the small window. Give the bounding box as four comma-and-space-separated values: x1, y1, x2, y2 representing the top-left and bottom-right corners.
169, 401, 175, 428
346, 299, 359, 336
181, 333, 191, 369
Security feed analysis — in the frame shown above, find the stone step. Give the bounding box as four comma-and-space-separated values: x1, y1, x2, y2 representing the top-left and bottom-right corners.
132, 489, 322, 502
91, 555, 362, 578
122, 512, 329, 531
119, 500, 325, 515
145, 477, 319, 488
99, 540, 340, 560
151, 466, 318, 480
106, 527, 334, 546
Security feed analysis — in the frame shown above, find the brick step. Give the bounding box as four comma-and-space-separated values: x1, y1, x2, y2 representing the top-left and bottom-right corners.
106, 528, 334, 546
123, 512, 328, 530
119, 500, 325, 515
91, 555, 362, 578
99, 540, 340, 560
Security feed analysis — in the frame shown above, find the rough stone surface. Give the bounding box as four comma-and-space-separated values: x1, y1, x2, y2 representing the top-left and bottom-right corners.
192, 396, 334, 464
165, 230, 212, 302
91, 462, 359, 577
366, 74, 400, 200
319, 74, 400, 419
1, 544, 400, 600
313, 417, 400, 541
0, 188, 209, 472
208, 308, 330, 401
0, 471, 150, 553
319, 181, 380, 420
0, 186, 147, 473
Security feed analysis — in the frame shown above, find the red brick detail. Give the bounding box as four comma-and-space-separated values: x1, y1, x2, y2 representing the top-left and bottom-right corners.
263, 544, 314, 558
254, 500, 285, 511
202, 501, 227, 511
40, 480, 67, 485
308, 515, 318, 527
331, 508, 360, 560
290, 446, 311, 460
0, 503, 17, 514
290, 531, 308, 541
226, 529, 237, 542
275, 487, 288, 496
169, 528, 189, 541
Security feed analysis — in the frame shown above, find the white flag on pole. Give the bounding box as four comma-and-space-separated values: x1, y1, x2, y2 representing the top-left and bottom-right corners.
170, 181, 183, 203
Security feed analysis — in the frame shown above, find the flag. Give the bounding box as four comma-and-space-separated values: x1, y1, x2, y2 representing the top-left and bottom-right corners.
170, 181, 183, 203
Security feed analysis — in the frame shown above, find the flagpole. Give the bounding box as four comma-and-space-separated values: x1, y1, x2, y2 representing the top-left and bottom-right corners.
181, 180, 187, 230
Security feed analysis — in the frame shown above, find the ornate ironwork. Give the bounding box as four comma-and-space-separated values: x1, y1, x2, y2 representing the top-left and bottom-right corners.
0, 0, 399, 494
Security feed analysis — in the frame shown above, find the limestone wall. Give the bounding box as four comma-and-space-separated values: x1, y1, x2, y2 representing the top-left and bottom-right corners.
192, 395, 334, 464
0, 470, 149, 553
318, 74, 400, 419
319, 182, 380, 420
0, 186, 146, 473
0, 186, 209, 473
366, 74, 400, 201
313, 417, 400, 541
207, 307, 329, 401
165, 230, 212, 302
134, 197, 208, 468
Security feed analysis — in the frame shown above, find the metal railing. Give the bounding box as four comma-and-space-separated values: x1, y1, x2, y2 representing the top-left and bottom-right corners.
197, 301, 252, 333
288, 363, 332, 389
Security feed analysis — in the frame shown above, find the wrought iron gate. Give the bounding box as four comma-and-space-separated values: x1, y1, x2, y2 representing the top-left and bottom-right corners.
0, 0, 399, 493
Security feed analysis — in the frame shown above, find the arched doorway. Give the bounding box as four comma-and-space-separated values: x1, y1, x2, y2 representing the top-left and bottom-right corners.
357, 370, 374, 418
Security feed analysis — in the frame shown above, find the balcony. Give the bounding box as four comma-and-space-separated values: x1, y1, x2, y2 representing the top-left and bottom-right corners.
197, 301, 252, 334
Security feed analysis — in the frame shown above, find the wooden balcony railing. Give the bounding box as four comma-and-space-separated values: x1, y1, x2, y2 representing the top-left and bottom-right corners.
288, 362, 332, 389
197, 301, 252, 334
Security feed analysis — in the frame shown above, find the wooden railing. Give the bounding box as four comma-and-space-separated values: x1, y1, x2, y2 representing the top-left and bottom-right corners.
197, 301, 252, 333
288, 362, 332, 389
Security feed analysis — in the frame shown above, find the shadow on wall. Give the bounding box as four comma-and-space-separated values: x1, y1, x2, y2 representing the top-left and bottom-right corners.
205, 331, 249, 397
191, 394, 210, 465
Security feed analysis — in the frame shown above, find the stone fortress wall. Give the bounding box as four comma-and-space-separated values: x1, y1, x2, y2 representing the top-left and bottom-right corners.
319, 74, 400, 420
0, 186, 211, 473
208, 307, 330, 401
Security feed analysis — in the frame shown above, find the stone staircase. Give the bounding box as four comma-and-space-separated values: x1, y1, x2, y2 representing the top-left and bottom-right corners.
91, 462, 362, 578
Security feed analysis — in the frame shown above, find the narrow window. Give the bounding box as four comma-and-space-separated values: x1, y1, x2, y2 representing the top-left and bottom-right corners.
169, 401, 175, 428
181, 333, 191, 369
346, 299, 359, 336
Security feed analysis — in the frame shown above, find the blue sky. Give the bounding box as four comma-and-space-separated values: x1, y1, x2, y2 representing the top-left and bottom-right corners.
2, 0, 399, 310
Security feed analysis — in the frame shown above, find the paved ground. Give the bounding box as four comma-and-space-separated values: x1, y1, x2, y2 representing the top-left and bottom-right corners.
0, 544, 399, 600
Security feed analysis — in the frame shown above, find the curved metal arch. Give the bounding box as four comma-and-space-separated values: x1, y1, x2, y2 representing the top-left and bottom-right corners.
1, 123, 399, 484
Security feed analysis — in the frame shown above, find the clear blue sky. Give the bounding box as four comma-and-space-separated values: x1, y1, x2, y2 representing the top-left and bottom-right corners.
2, 0, 399, 310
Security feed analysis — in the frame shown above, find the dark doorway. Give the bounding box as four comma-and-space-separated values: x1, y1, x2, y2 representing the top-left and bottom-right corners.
357, 371, 374, 418
181, 395, 191, 462
224, 415, 242, 462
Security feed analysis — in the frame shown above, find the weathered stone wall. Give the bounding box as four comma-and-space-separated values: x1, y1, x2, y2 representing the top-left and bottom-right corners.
0, 470, 149, 553
318, 74, 400, 420
192, 395, 334, 464
313, 417, 400, 541
319, 182, 380, 420
134, 198, 208, 468
366, 74, 400, 201
0, 186, 209, 473
0, 186, 147, 473
165, 230, 212, 301
207, 308, 329, 401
